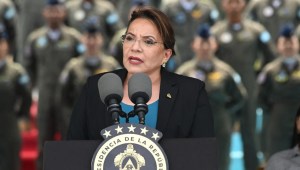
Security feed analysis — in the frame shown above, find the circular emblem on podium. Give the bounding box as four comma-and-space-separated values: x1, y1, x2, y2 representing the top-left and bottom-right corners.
91, 123, 169, 170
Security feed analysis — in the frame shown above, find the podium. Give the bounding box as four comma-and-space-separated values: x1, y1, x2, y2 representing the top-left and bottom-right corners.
44, 138, 218, 170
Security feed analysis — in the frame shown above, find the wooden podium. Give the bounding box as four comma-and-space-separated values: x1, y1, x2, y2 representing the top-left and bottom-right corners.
43, 138, 218, 170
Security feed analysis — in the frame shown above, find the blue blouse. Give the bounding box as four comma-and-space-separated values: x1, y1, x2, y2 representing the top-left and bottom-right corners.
120, 100, 159, 128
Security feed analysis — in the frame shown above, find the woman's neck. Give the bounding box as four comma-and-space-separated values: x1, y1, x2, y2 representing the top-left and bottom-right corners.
123, 70, 161, 105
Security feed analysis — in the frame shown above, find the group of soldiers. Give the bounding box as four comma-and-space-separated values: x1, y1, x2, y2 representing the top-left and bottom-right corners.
1, 0, 300, 170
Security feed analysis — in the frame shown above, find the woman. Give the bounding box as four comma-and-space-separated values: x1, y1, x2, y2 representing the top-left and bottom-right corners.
67, 6, 214, 140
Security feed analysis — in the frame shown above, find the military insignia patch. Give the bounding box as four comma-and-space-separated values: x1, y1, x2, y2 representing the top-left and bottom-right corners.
91, 123, 168, 170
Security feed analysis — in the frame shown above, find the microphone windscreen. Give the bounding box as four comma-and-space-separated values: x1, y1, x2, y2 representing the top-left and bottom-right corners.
98, 73, 123, 104
128, 73, 152, 103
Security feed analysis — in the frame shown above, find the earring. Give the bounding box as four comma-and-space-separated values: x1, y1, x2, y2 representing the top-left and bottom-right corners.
162, 62, 166, 67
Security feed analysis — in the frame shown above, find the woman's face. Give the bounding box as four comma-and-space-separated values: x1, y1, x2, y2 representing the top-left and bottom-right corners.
122, 18, 172, 76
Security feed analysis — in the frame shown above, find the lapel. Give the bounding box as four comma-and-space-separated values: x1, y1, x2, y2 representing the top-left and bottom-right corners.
156, 68, 178, 133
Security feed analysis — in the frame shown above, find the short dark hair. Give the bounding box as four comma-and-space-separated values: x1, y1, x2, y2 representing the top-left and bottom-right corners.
126, 6, 176, 56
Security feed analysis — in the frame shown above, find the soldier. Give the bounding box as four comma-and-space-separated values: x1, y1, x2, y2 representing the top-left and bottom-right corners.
57, 19, 120, 139
0, 0, 17, 59
176, 24, 246, 170
257, 25, 300, 160
245, 0, 300, 43
65, 0, 124, 50
211, 0, 276, 169
22, 0, 83, 169
0, 26, 32, 170
161, 0, 219, 64
15, 0, 45, 63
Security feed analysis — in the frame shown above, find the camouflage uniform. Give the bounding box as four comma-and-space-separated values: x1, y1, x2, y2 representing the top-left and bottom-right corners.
57, 53, 120, 138
245, 0, 300, 42
161, 0, 219, 64
0, 57, 31, 170
211, 19, 276, 169
0, 0, 17, 58
176, 57, 246, 170
23, 25, 82, 169
65, 0, 124, 49
258, 56, 300, 159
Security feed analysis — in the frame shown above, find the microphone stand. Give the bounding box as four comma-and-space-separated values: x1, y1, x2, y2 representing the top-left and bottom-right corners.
134, 97, 148, 125
107, 98, 126, 125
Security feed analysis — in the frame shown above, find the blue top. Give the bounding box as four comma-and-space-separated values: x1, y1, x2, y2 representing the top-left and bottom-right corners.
120, 100, 159, 128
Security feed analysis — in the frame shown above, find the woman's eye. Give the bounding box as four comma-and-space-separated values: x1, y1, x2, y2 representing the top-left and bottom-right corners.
125, 36, 134, 42
145, 40, 156, 45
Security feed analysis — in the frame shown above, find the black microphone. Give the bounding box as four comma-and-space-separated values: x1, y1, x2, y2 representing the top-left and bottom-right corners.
98, 73, 124, 124
128, 73, 152, 125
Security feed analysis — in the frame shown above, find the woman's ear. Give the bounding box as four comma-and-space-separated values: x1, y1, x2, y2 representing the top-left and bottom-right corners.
163, 48, 172, 64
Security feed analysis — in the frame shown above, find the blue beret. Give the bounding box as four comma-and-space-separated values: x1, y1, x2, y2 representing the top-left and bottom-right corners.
84, 17, 101, 34
197, 23, 210, 39
280, 24, 294, 38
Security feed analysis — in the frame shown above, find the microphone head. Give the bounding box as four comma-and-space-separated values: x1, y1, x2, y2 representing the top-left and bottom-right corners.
128, 73, 152, 104
98, 73, 123, 105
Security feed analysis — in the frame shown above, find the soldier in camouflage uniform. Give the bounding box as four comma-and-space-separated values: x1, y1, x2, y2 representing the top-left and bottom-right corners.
65, 0, 124, 50
0, 27, 31, 170
257, 25, 300, 160
176, 24, 246, 170
161, 0, 219, 64
211, 0, 276, 169
57, 19, 120, 139
245, 0, 300, 43
22, 1, 83, 169
0, 0, 17, 59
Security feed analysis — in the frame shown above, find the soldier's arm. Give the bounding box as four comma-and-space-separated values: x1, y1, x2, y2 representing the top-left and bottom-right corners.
15, 66, 32, 122
258, 29, 277, 72
23, 36, 37, 87
58, 65, 76, 107
225, 72, 247, 115
257, 69, 272, 115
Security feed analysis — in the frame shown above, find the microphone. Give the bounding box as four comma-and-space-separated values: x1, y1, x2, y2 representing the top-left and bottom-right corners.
128, 73, 152, 125
98, 73, 124, 124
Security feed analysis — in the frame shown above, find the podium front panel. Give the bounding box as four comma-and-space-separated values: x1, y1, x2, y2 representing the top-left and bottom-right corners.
44, 138, 217, 170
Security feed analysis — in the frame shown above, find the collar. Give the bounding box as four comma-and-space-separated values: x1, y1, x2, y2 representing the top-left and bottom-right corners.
47, 28, 62, 41
179, 0, 197, 11
280, 57, 299, 73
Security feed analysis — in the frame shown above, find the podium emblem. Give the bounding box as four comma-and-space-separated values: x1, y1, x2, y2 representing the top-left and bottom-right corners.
91, 123, 169, 170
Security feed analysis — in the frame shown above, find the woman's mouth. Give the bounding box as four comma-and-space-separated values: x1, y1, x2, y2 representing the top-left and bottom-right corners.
129, 56, 143, 64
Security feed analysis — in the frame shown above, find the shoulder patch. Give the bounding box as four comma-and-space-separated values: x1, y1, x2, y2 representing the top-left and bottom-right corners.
4, 7, 16, 20
106, 12, 119, 25
18, 74, 30, 85
259, 31, 271, 43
